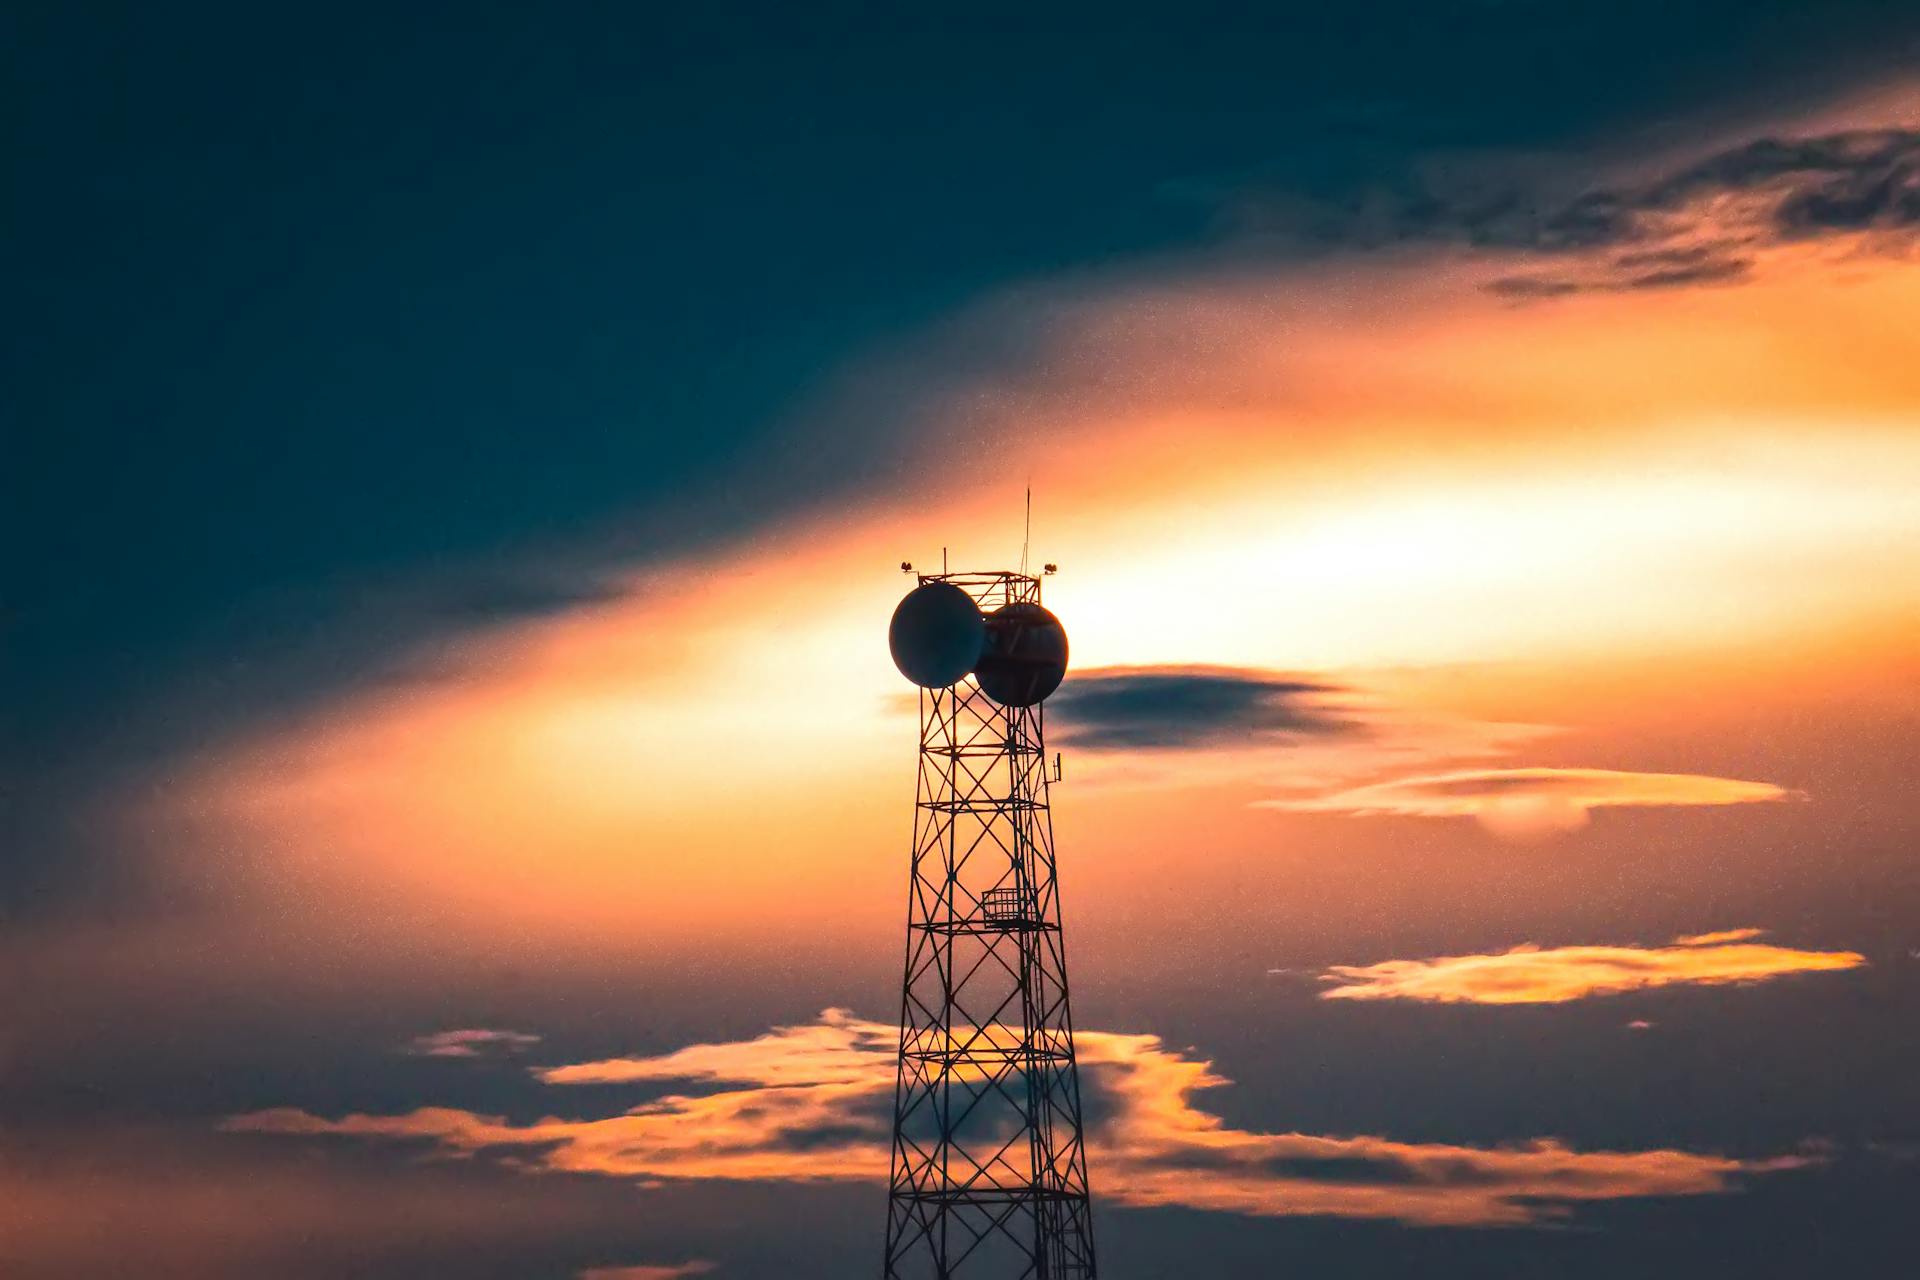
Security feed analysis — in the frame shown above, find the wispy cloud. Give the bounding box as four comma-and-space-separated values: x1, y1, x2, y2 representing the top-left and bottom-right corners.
1261, 766, 1800, 840
1048, 666, 1354, 750
404, 1029, 543, 1059
228, 1010, 1813, 1228
535, 1013, 893, 1088
1039, 671, 1555, 798
1212, 125, 1920, 295
1319, 930, 1865, 1005
1672, 928, 1765, 947
1484, 129, 1920, 296
578, 1264, 715, 1280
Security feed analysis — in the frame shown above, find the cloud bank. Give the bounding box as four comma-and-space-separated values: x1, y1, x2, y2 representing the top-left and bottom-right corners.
229, 1010, 1811, 1228
1319, 930, 1865, 1005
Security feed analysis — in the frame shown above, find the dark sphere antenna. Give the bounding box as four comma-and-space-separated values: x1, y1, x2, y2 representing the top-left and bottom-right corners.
975, 601, 1068, 707
888, 581, 985, 688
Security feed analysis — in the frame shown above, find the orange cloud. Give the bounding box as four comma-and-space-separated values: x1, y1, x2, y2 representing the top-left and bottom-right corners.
1262, 767, 1800, 839
578, 1264, 715, 1280
1319, 930, 1865, 1005
536, 1011, 894, 1088
227, 1011, 1813, 1228
1672, 928, 1765, 946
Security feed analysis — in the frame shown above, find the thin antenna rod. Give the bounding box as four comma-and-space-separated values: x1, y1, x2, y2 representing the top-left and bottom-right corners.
1021, 482, 1031, 576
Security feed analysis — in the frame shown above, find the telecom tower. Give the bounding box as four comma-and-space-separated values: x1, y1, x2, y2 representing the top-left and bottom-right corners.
882, 568, 1097, 1279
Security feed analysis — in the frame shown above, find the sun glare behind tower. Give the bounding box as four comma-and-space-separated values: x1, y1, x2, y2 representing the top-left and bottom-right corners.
882, 568, 1097, 1280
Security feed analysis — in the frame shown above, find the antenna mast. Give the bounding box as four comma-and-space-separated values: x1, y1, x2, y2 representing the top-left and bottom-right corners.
1020, 483, 1032, 576
883, 567, 1097, 1279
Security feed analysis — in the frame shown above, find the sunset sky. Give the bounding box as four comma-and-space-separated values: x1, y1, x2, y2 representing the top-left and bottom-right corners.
8, 7, 1920, 1277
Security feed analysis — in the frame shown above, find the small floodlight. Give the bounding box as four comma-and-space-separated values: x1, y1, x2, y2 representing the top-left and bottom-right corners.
900, 561, 914, 573
1042, 563, 1058, 575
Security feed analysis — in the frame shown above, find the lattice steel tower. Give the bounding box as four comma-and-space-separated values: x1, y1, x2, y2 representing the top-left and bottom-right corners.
883, 569, 1097, 1279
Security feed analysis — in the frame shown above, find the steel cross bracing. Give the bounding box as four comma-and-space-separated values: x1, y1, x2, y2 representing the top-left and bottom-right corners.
884, 571, 1097, 1280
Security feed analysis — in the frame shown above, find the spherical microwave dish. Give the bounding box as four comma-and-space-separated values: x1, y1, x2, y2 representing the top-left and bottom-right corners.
889, 581, 986, 688
974, 601, 1068, 707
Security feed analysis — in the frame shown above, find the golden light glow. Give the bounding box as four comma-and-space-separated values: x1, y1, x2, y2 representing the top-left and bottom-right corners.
144, 198, 1920, 957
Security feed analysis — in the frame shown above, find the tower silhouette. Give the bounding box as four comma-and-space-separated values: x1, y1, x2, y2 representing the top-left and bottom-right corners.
884, 569, 1097, 1279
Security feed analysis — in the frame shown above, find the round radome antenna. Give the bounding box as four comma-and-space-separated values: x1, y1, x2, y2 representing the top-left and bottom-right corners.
889, 582, 986, 688
975, 602, 1068, 707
